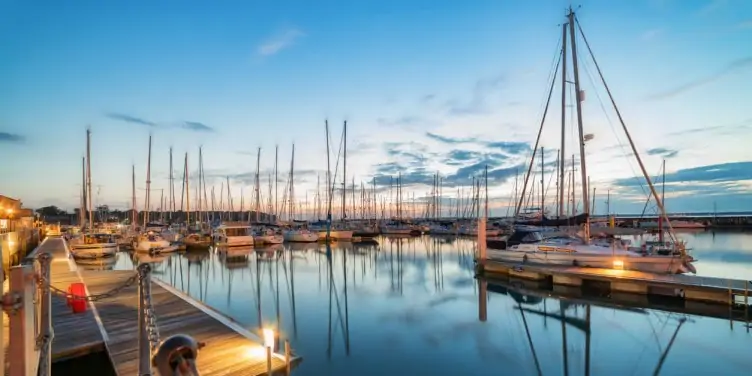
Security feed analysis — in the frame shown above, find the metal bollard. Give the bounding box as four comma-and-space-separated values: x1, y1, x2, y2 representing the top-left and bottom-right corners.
152, 334, 201, 375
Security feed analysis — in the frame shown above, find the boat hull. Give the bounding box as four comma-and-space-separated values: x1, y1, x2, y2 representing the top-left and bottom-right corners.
487, 249, 692, 274
254, 235, 284, 245
283, 231, 319, 243
316, 230, 354, 241
70, 243, 117, 259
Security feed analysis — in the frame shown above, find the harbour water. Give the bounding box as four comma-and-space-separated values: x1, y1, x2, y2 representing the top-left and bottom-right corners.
88, 231, 752, 375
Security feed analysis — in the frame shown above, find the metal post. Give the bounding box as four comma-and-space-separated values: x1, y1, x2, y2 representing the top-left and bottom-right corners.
138, 265, 152, 375
39, 254, 52, 376
266, 346, 272, 375
8, 264, 38, 376
284, 340, 291, 375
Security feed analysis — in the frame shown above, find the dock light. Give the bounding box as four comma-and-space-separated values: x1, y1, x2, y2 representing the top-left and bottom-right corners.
613, 259, 624, 270
263, 328, 275, 350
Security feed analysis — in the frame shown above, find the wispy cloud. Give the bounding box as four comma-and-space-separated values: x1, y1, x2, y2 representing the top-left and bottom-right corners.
665, 119, 751, 137
257, 27, 305, 57
181, 121, 215, 132
613, 161, 752, 187
105, 112, 158, 127
0, 132, 25, 144
646, 147, 679, 159
647, 56, 752, 100
377, 116, 428, 129
106, 112, 216, 133
441, 74, 505, 116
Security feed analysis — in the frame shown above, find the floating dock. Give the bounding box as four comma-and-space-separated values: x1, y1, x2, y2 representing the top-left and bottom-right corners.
3, 237, 300, 375
477, 259, 751, 310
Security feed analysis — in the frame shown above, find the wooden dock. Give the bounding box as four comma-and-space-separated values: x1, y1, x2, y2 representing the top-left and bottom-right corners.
4, 237, 299, 375
478, 259, 751, 307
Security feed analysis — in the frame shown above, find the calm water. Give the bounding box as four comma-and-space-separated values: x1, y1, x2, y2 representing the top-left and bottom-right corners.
86, 231, 751, 375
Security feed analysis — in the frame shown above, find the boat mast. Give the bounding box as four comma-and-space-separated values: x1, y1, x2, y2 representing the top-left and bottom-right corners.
559, 21, 568, 219
274, 145, 279, 221
81, 157, 86, 230
325, 120, 332, 240
342, 121, 347, 221
484, 165, 489, 220
169, 147, 174, 221
185, 153, 190, 226
540, 147, 545, 215
255, 147, 261, 223
660, 159, 665, 243
131, 164, 136, 228
290, 144, 296, 221
85, 128, 94, 232
567, 8, 590, 242
144, 134, 153, 227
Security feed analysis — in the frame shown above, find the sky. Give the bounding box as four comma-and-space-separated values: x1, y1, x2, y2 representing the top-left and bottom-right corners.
1, 0, 751, 217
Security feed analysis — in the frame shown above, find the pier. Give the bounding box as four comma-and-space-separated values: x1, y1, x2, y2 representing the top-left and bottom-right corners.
2, 237, 300, 375
477, 259, 751, 323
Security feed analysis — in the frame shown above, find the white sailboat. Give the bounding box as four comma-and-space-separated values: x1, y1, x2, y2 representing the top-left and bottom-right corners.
488, 9, 695, 275
133, 136, 178, 253
70, 129, 117, 259
213, 223, 256, 247
281, 144, 319, 242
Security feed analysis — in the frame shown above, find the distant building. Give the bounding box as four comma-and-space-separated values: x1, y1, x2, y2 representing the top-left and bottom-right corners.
0, 194, 35, 232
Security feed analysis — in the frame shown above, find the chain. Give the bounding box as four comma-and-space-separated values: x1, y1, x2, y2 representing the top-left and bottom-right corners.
139, 263, 161, 352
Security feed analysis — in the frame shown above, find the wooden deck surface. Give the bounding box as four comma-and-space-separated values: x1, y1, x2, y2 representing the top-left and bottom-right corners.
4, 237, 296, 375
483, 259, 751, 292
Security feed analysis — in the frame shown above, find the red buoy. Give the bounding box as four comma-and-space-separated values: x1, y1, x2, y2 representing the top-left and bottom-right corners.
67, 283, 87, 313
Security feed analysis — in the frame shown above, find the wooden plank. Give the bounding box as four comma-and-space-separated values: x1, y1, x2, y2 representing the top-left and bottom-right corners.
82, 266, 294, 375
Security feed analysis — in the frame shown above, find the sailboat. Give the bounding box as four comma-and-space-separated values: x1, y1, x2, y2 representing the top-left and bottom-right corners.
488, 9, 695, 274
70, 128, 117, 259
133, 136, 179, 253
282, 144, 319, 243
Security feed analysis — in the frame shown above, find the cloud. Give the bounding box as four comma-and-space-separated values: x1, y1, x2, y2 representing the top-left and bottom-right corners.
105, 112, 158, 127
442, 74, 505, 116
665, 119, 751, 137
613, 161, 752, 187
181, 121, 215, 132
738, 20, 752, 29
0, 132, 24, 144
106, 112, 216, 133
646, 147, 679, 159
426, 132, 531, 156
425, 132, 479, 144
647, 56, 752, 100
257, 27, 305, 57
377, 116, 428, 129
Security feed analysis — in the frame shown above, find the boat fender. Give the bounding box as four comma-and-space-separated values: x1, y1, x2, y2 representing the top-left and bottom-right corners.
67, 283, 87, 314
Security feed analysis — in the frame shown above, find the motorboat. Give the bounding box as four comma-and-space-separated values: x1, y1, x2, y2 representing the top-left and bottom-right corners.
252, 226, 285, 245
133, 230, 179, 253
283, 228, 319, 242
69, 233, 117, 259
213, 224, 255, 247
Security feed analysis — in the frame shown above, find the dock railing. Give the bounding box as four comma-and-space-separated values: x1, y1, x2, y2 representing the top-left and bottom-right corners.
1, 252, 53, 376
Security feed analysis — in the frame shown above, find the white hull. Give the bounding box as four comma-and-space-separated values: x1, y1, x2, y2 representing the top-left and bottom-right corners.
488, 247, 693, 274
70, 243, 117, 259
316, 230, 354, 241
254, 235, 284, 245
134, 241, 179, 253
381, 228, 412, 235
283, 230, 319, 243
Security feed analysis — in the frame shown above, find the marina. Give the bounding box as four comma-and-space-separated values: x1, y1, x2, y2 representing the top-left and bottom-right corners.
2, 2, 751, 375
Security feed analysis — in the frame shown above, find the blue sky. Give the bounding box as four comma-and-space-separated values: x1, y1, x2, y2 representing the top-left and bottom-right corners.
1, 0, 751, 216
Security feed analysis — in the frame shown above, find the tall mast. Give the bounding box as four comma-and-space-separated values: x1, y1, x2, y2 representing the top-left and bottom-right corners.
342, 121, 347, 221
185, 153, 190, 225
325, 120, 332, 230
484, 165, 489, 219
274, 145, 279, 220
169, 147, 174, 220
540, 147, 545, 215
131, 164, 136, 227
86, 128, 93, 232
81, 156, 86, 228
255, 147, 261, 223
568, 8, 590, 242
660, 159, 665, 243
559, 21, 568, 218
290, 144, 296, 221
144, 134, 152, 227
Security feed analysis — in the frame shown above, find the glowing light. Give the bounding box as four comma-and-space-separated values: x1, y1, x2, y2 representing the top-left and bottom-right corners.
613, 259, 624, 270
263, 328, 275, 350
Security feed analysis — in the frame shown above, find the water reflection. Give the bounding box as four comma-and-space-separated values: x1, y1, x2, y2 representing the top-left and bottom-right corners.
106, 233, 752, 375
